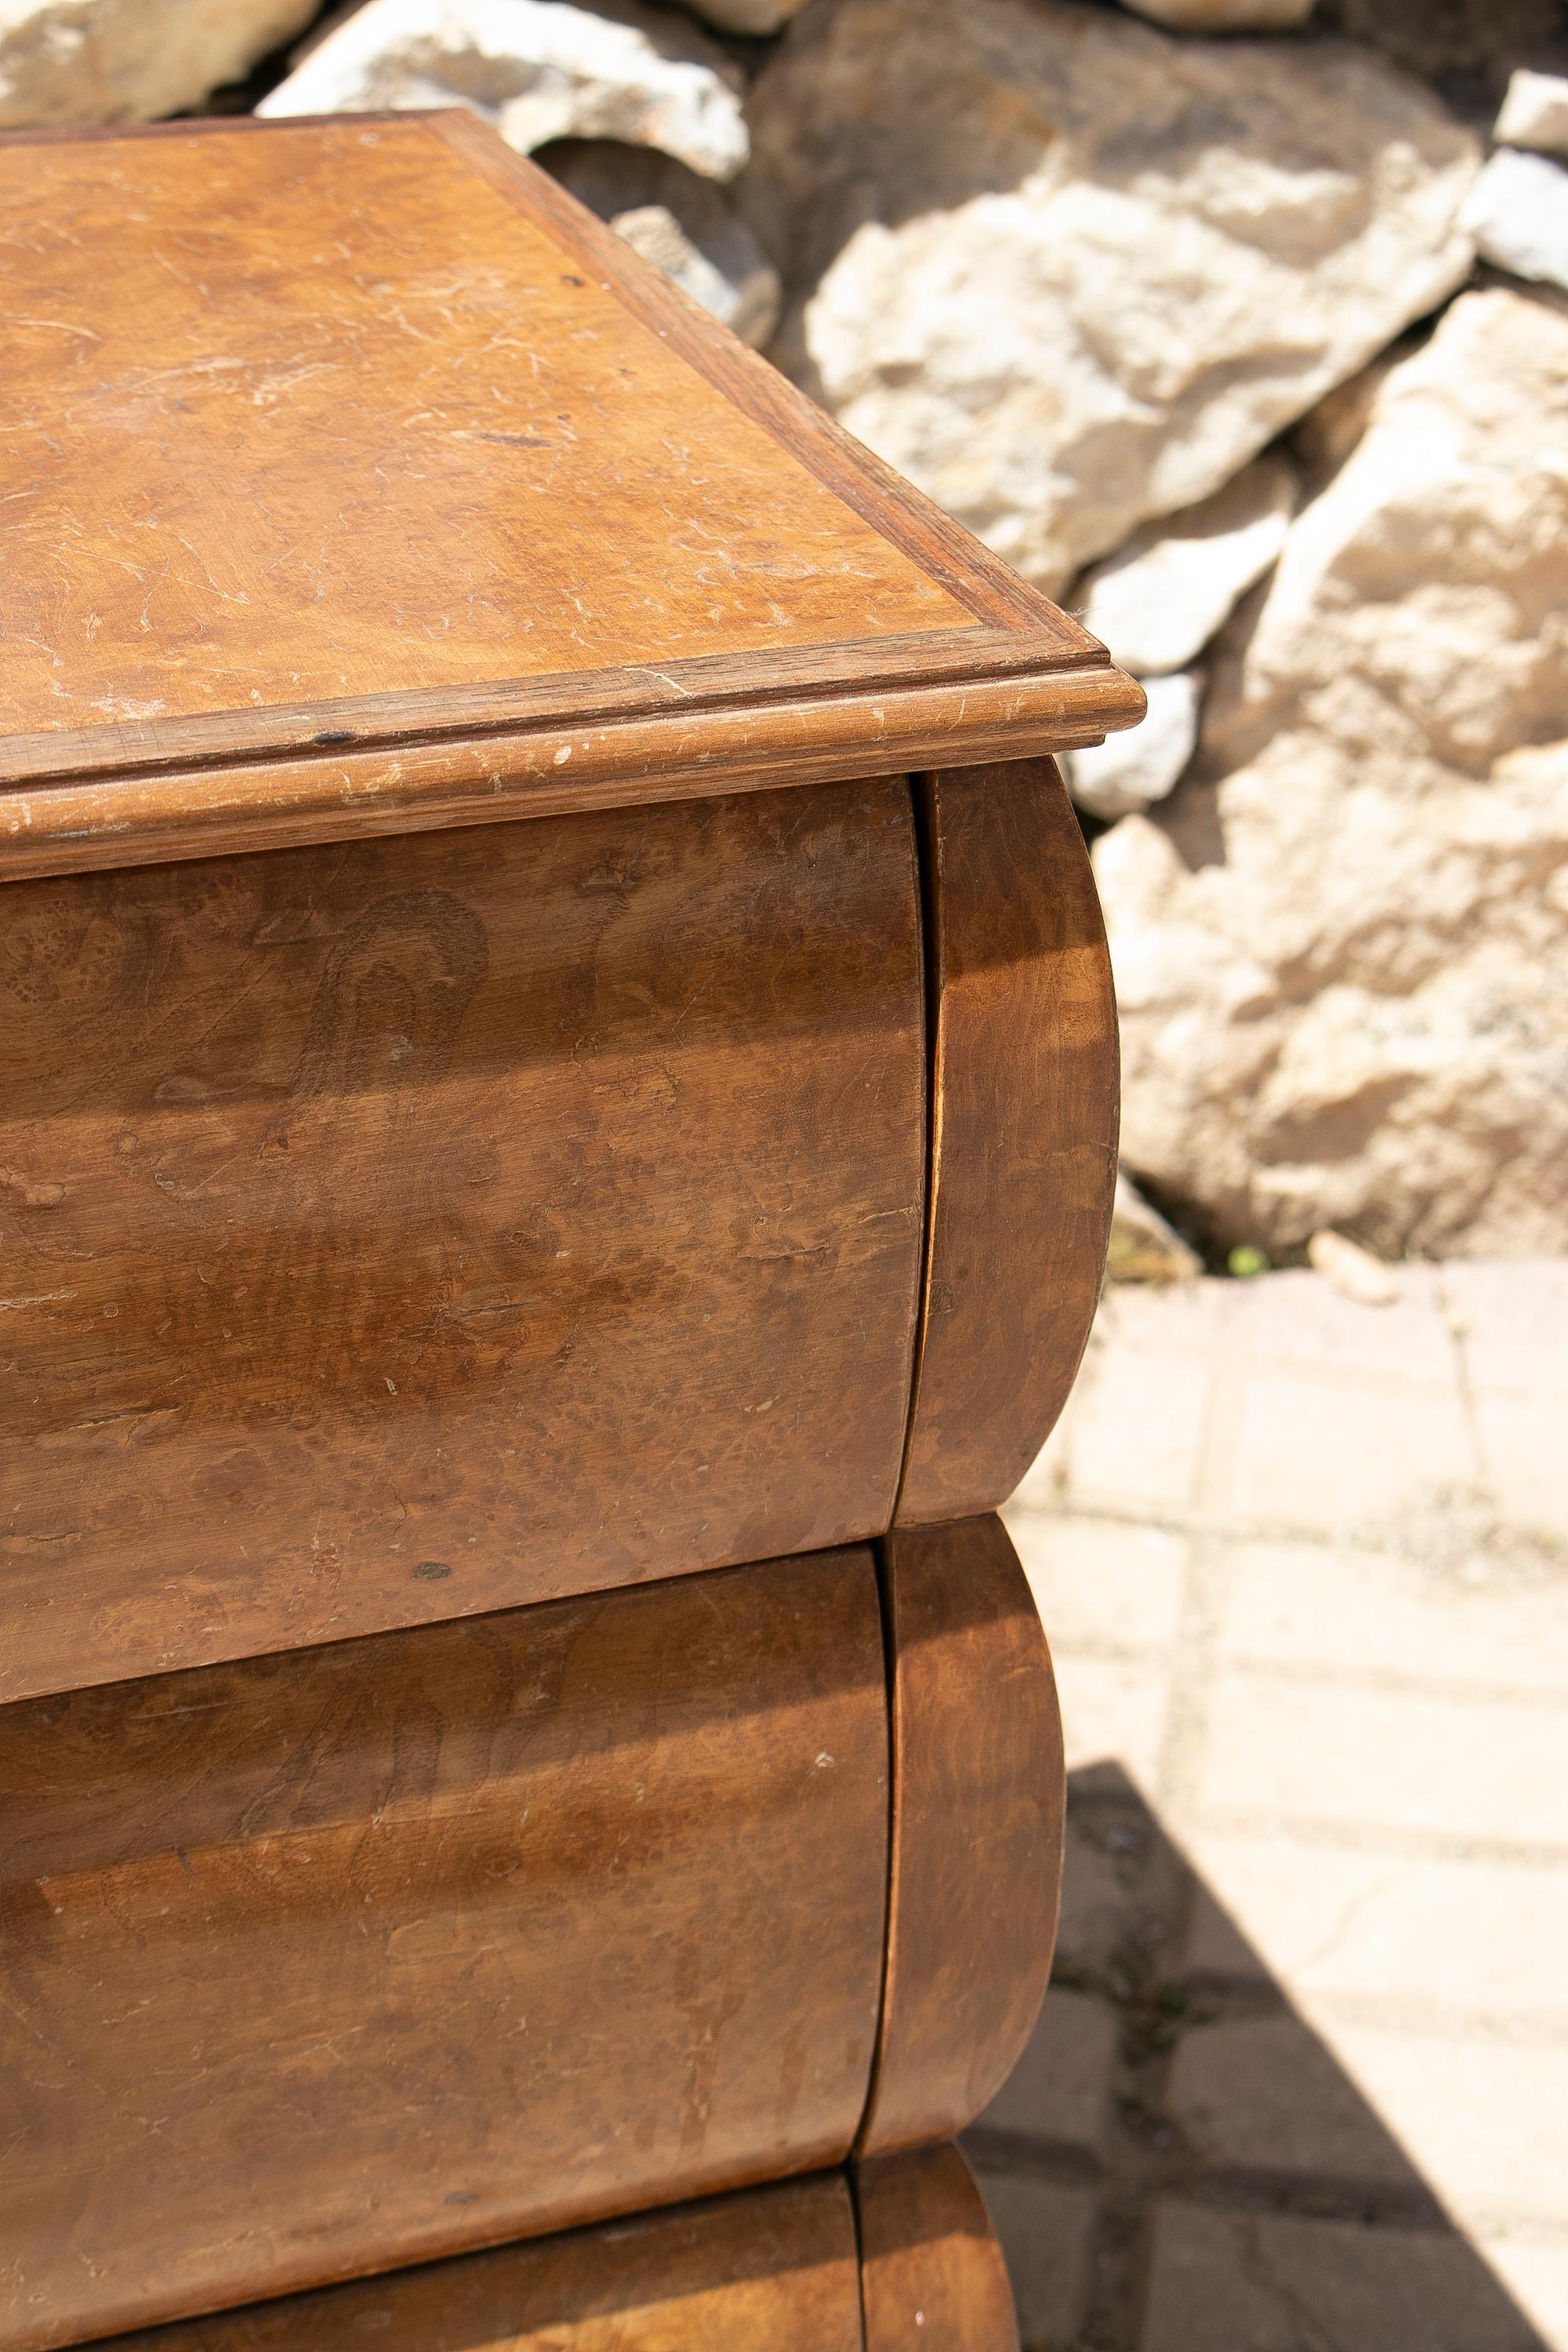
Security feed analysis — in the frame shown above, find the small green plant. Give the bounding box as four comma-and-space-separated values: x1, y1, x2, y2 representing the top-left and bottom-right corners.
1227, 1243, 1271, 1277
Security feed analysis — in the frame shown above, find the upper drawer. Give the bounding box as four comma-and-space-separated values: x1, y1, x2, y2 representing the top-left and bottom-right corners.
1, 778, 924, 1700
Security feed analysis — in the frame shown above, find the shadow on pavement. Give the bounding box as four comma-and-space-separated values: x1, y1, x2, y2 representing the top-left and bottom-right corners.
964, 1760, 1549, 2352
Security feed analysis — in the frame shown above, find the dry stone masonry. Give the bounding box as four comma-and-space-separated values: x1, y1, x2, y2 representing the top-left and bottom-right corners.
8, 0, 1566, 1261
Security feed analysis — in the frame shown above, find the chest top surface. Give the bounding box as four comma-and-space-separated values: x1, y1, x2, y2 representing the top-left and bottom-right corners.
0, 111, 1138, 877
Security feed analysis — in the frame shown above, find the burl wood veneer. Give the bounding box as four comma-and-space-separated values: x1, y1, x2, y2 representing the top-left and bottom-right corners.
0, 116, 1128, 1701
0, 107, 1128, 2352
0, 1519, 1058, 2350
91, 2149, 1015, 2352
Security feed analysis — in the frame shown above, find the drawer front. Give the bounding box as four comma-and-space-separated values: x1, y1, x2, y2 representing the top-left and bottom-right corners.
0, 1520, 1058, 2350
2, 1549, 891, 2347
0, 779, 924, 1700
89, 2149, 1014, 2352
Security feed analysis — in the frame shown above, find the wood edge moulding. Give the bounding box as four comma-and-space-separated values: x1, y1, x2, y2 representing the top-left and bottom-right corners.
0, 109, 1144, 884
0, 669, 1143, 884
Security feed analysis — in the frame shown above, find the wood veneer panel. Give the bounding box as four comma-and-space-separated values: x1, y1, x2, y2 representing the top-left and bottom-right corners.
0, 780, 924, 1701
858, 1515, 1064, 2155
855, 2147, 1020, 2352
897, 759, 1119, 1527
100, 2176, 865, 2352
0, 114, 1142, 879
0, 1552, 889, 2350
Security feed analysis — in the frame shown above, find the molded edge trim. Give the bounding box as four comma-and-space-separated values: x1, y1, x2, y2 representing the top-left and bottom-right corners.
0, 671, 1144, 886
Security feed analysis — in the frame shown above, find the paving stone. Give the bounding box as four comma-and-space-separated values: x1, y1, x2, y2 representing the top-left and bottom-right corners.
1139, 2203, 1548, 2352
1056, 1779, 1192, 1984
1029, 1321, 1215, 1523
1472, 1388, 1568, 1543
1180, 1833, 1568, 2030
1192, 1675, 1568, 1850
1165, 2015, 1421, 2190
978, 1987, 1120, 2161
1212, 1536, 1568, 1695
969, 2170, 1098, 2352
1052, 1651, 1172, 1788
1485, 2238, 1568, 2350
1221, 1264, 1455, 1377
1181, 1874, 1275, 1988
1006, 1512, 1191, 1656
1440, 1262, 1568, 1540
1214, 1366, 1477, 1537
1328, 2029, 1568, 2231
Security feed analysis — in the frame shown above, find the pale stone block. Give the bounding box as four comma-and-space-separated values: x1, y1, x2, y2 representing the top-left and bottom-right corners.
1048, 1338, 1214, 1523
1440, 1258, 1568, 1394
1065, 671, 1201, 822
1077, 456, 1296, 677
1214, 1536, 1568, 1693
1183, 1832, 1568, 2029
1140, 2203, 1547, 2352
1219, 1368, 1477, 1536
1463, 149, 1568, 293
1484, 2236, 1568, 2350
1496, 68, 1568, 156
1006, 1513, 1190, 1655
1052, 1653, 1171, 1788
969, 2170, 1097, 2352
1165, 2014, 1421, 2189
1330, 2027, 1568, 2231
1473, 1385, 1568, 1541
1222, 1264, 1454, 1381
1192, 1675, 1568, 1849
978, 1987, 1120, 2160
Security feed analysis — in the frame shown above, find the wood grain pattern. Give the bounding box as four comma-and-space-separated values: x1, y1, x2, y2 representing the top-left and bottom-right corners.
98, 2174, 866, 2352
0, 782, 924, 1703
0, 1551, 890, 2350
855, 2147, 1019, 2352
896, 760, 1120, 1528
858, 1515, 1064, 2155
0, 114, 1142, 882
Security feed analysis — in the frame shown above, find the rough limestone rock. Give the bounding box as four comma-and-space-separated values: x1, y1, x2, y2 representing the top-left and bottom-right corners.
1066, 673, 1200, 822
545, 141, 779, 344
682, 0, 808, 32
1076, 456, 1296, 677
745, 0, 1478, 593
1495, 67, 1568, 155
1120, 0, 1312, 32
260, 0, 749, 182
1098, 286, 1568, 1260
1462, 148, 1568, 292
0, 0, 319, 125
1107, 1174, 1201, 1283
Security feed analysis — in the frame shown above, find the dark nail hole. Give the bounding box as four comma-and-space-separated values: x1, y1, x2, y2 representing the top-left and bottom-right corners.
413, 1560, 452, 1581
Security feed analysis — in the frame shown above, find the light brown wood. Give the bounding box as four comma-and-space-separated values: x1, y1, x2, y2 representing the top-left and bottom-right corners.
896, 759, 1119, 1527
858, 1515, 1064, 2155
100, 2174, 866, 2352
855, 2147, 1019, 2352
91, 2148, 1020, 2352
0, 781, 924, 1703
0, 1550, 889, 2350
0, 113, 1142, 883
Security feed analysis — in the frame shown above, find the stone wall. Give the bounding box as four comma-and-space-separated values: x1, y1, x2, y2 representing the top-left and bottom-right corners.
9, 0, 1566, 1258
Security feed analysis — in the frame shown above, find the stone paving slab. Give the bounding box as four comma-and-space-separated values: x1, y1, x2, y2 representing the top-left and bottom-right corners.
971, 1261, 1568, 2351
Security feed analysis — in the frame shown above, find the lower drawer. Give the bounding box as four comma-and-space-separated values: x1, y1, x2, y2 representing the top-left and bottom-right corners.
1, 1519, 1058, 2350
92, 2147, 1015, 2352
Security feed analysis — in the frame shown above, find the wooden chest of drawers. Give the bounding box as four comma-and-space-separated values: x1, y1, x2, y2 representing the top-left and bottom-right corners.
0, 108, 1139, 2352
